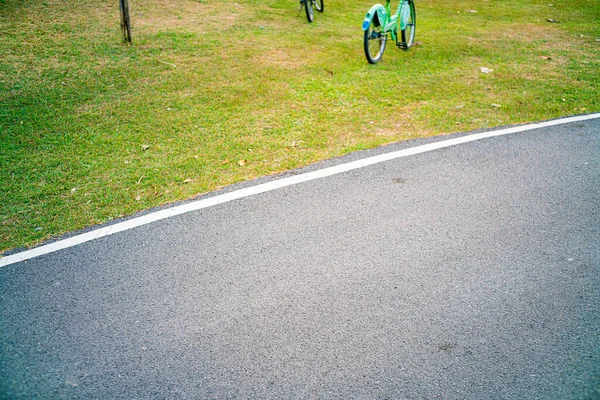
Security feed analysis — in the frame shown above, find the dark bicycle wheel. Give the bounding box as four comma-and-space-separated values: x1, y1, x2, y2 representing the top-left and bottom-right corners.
364, 19, 386, 64
304, 0, 314, 22
313, 0, 324, 12
397, 0, 416, 49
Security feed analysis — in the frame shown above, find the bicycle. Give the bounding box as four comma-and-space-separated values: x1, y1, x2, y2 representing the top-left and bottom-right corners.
362, 0, 416, 64
299, 0, 324, 23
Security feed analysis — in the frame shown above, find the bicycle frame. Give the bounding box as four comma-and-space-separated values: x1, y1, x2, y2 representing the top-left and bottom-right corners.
362, 0, 408, 43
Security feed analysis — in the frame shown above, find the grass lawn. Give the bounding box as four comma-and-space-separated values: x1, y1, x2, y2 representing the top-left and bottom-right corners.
1, 0, 599, 253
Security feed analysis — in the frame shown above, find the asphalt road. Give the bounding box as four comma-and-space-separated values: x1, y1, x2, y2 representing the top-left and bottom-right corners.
1, 117, 599, 399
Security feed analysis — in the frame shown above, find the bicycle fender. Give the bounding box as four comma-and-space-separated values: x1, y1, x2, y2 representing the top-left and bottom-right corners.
362, 4, 387, 31
399, 1, 411, 30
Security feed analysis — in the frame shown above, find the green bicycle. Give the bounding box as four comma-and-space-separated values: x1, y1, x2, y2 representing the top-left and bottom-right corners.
299, 0, 324, 23
362, 0, 416, 64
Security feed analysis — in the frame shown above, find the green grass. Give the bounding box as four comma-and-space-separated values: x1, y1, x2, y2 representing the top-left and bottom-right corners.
1, 0, 599, 252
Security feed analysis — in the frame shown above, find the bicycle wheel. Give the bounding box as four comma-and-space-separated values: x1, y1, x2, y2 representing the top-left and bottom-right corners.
304, 0, 314, 22
364, 20, 387, 64
313, 0, 324, 12
397, 0, 416, 49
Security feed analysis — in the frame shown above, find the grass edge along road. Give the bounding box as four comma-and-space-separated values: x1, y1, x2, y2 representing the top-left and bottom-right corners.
2, 112, 599, 268
1, 0, 599, 252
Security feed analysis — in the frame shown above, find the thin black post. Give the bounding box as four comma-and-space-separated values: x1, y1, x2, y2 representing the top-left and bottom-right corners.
119, 0, 132, 44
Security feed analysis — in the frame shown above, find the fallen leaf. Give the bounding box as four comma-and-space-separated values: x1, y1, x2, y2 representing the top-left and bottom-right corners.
142, 145, 150, 151
480, 67, 493, 74
546, 18, 558, 23
539, 56, 552, 60
135, 196, 141, 201
183, 178, 192, 183
221, 159, 230, 165
414, 41, 423, 46
70, 187, 77, 193
238, 159, 246, 167
158, 60, 176, 68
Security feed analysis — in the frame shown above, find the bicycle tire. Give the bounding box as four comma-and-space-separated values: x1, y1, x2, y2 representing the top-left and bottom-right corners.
364, 19, 386, 64
398, 0, 416, 49
313, 0, 324, 13
304, 0, 314, 22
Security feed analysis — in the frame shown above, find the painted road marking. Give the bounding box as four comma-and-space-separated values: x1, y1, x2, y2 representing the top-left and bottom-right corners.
2, 113, 599, 268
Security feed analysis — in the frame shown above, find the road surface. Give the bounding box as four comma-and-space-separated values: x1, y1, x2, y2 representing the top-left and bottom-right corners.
1, 116, 599, 399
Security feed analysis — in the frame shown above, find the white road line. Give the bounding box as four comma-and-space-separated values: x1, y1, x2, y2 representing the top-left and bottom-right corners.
2, 113, 599, 267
